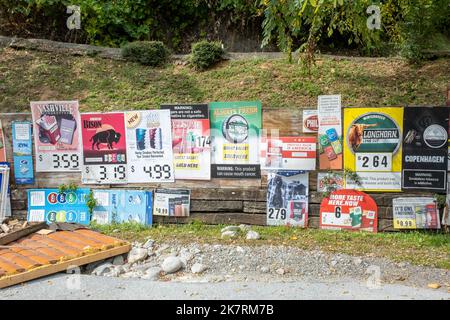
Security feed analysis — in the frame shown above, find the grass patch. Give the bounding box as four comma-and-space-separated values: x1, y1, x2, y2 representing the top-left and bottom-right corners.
1, 48, 449, 112
91, 221, 450, 270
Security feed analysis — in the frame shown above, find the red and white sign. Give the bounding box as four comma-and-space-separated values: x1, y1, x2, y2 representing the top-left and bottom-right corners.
320, 189, 378, 233
261, 136, 316, 170
302, 110, 318, 133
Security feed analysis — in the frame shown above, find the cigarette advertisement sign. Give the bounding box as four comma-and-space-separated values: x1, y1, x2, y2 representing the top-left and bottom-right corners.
12, 121, 34, 185
27, 188, 91, 225
125, 110, 174, 183
81, 112, 127, 184
92, 189, 153, 225
320, 189, 378, 233
260, 136, 316, 171
210, 101, 261, 179
402, 107, 448, 191
0, 120, 6, 162
31, 101, 82, 172
318, 95, 343, 170
393, 197, 440, 229
161, 104, 210, 180
266, 171, 309, 227
153, 189, 190, 217
303, 110, 318, 133
343, 107, 403, 191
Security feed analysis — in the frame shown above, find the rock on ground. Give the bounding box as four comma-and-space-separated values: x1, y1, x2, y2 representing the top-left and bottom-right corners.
246, 230, 260, 240
191, 263, 207, 274
161, 257, 183, 274
127, 247, 148, 264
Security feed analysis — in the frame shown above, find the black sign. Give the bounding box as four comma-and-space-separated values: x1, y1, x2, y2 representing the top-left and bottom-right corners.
211, 164, 261, 179
402, 106, 449, 191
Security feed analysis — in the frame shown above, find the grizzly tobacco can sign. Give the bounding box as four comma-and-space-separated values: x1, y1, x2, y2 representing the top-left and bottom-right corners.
320, 189, 378, 233
343, 107, 403, 192
402, 107, 449, 191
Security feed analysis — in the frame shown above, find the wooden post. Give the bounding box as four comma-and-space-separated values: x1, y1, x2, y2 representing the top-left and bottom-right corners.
447, 84, 450, 106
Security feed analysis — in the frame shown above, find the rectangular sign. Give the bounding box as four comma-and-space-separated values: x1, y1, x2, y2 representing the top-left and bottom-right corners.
0, 163, 11, 219
92, 189, 153, 225
125, 110, 174, 183
343, 107, 403, 191
260, 136, 316, 171
27, 189, 91, 225
266, 171, 309, 227
302, 109, 318, 133
402, 107, 448, 191
318, 95, 342, 170
393, 197, 441, 229
81, 112, 128, 184
153, 189, 190, 217
31, 101, 82, 172
317, 172, 344, 192
0, 120, 6, 162
12, 121, 34, 184
210, 101, 261, 178
161, 104, 211, 180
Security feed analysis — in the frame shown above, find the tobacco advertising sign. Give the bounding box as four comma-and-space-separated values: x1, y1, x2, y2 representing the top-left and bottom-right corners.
31, 101, 82, 172
402, 107, 448, 191
320, 189, 378, 233
161, 104, 210, 180
81, 112, 127, 184
266, 170, 309, 227
343, 107, 403, 191
125, 110, 174, 183
210, 101, 261, 178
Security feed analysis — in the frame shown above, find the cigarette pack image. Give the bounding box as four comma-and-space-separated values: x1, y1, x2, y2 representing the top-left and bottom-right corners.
59, 118, 76, 145
36, 115, 61, 144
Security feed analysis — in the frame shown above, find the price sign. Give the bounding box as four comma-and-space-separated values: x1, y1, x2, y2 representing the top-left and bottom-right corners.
80, 112, 128, 184
267, 207, 287, 225
356, 153, 392, 171
129, 164, 172, 181
38, 153, 80, 171
393, 218, 416, 229
83, 164, 127, 184
31, 101, 82, 172
125, 110, 174, 183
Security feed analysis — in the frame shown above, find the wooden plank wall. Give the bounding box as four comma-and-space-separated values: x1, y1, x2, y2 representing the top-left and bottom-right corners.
0, 110, 438, 232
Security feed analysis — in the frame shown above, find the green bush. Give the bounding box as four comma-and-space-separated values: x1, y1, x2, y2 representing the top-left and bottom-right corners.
121, 41, 170, 67
190, 41, 225, 70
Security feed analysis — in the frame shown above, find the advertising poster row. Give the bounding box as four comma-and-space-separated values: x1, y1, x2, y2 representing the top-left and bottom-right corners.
27, 188, 191, 225
0, 100, 438, 193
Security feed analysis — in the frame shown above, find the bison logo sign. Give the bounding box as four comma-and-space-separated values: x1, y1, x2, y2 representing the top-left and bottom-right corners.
81, 113, 128, 184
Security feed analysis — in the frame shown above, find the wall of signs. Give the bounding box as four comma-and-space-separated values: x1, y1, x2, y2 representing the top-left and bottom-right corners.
81, 112, 128, 184
318, 95, 343, 170
161, 104, 211, 180
27, 188, 91, 225
125, 110, 174, 183
31, 101, 82, 172
393, 197, 440, 229
343, 107, 403, 191
92, 189, 153, 225
266, 171, 309, 227
320, 189, 378, 233
402, 107, 449, 191
12, 121, 34, 185
153, 189, 190, 217
260, 136, 316, 171
210, 101, 261, 178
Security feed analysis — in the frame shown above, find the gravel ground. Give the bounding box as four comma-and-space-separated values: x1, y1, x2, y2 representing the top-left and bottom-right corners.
100, 240, 450, 288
